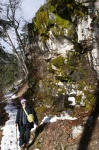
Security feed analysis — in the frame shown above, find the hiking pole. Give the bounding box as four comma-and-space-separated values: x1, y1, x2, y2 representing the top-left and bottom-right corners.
16, 125, 18, 150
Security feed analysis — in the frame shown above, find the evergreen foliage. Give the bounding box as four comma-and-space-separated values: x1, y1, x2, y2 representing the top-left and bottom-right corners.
0, 47, 21, 89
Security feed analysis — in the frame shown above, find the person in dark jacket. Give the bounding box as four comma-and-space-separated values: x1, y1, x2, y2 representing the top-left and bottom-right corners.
15, 98, 38, 149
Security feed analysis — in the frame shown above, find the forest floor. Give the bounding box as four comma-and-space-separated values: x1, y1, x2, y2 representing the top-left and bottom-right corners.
0, 86, 99, 150
27, 109, 99, 150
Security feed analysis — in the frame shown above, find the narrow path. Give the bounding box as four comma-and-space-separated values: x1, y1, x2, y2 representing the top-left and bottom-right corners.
0, 92, 19, 150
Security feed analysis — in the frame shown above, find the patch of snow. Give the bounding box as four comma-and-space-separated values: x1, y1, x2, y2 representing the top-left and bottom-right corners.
40, 116, 51, 124
14, 85, 19, 89
17, 79, 22, 83
69, 91, 76, 96
50, 116, 59, 123
71, 125, 84, 139
4, 91, 15, 98
40, 112, 77, 124
68, 97, 76, 106
57, 81, 64, 87
52, 65, 57, 70
12, 94, 17, 99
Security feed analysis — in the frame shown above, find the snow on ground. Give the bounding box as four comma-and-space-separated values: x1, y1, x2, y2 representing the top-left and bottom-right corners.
40, 112, 77, 124
0, 90, 78, 150
0, 94, 19, 150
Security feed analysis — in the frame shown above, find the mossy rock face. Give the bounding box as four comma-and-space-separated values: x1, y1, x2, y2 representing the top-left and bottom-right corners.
28, 0, 97, 113
34, 10, 49, 34
30, 0, 88, 44
48, 56, 64, 72
51, 14, 76, 38
38, 76, 67, 98
33, 49, 97, 113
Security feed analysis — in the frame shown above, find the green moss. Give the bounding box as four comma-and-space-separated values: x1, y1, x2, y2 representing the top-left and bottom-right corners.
34, 10, 49, 36
84, 91, 96, 106
48, 56, 64, 73
76, 95, 82, 104
52, 56, 64, 67
50, 14, 76, 38
85, 101, 92, 111
55, 15, 71, 28
49, 5, 56, 13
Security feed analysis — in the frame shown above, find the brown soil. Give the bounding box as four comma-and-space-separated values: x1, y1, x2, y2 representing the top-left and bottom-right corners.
27, 110, 99, 150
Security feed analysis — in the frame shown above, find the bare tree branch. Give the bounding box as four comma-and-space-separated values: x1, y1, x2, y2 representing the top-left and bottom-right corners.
0, 0, 29, 80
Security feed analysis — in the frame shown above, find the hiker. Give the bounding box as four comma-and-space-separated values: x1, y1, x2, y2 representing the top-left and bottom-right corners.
15, 98, 38, 149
